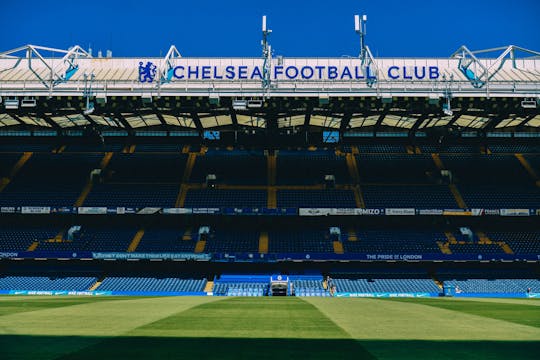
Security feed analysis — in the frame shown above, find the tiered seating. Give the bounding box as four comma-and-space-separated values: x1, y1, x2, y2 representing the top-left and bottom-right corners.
343, 230, 444, 253
135, 144, 184, 152
356, 154, 438, 183
0, 153, 23, 178
362, 185, 457, 208
0, 144, 53, 152
84, 153, 186, 207
332, 278, 440, 294
443, 279, 540, 293
98, 276, 206, 292
276, 189, 356, 208
184, 189, 267, 208
487, 144, 540, 153
487, 231, 540, 254
276, 150, 350, 185
0, 226, 58, 251
38, 227, 136, 252
0, 275, 96, 291
448, 243, 503, 254
85, 183, 179, 207
420, 144, 480, 153
268, 230, 333, 253
205, 229, 260, 253
216, 283, 267, 296
213, 275, 269, 296
458, 185, 540, 208
292, 279, 329, 297
0, 153, 102, 206
441, 154, 539, 207
136, 228, 197, 253
356, 144, 406, 153
63, 143, 123, 152
446, 231, 503, 254
190, 150, 266, 185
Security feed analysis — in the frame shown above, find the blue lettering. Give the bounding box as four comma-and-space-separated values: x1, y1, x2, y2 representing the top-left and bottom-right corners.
225, 66, 235, 79
403, 66, 413, 80
355, 66, 365, 79
328, 66, 338, 79
188, 66, 199, 79
173, 66, 185, 79
340, 66, 352, 80
301, 66, 314, 79
429, 66, 440, 79
315, 66, 325, 79
202, 66, 211, 79
285, 66, 299, 79
388, 66, 399, 79
274, 66, 284, 79
213, 66, 223, 79
414, 66, 425, 79
238, 66, 248, 79
250, 66, 263, 79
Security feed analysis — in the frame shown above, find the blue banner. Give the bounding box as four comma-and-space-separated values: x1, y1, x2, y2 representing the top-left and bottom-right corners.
335, 292, 436, 298
91, 252, 211, 260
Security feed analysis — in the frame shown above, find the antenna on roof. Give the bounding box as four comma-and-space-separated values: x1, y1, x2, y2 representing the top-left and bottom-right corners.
261, 15, 273, 95
354, 14, 368, 64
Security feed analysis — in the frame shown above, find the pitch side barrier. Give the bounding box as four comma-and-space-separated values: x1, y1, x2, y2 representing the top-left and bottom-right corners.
0, 290, 207, 296
1, 207, 538, 217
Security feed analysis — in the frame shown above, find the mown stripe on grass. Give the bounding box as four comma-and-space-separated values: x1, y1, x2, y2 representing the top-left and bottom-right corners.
57, 296, 375, 360
0, 296, 224, 360
385, 298, 540, 328
0, 297, 119, 317
304, 297, 540, 341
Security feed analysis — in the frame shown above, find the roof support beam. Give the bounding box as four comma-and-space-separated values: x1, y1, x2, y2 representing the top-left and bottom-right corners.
373, 109, 389, 134
339, 110, 353, 133
152, 106, 169, 129
516, 114, 537, 130
114, 112, 134, 134
409, 114, 429, 135
190, 112, 204, 135
229, 106, 239, 130
304, 103, 313, 129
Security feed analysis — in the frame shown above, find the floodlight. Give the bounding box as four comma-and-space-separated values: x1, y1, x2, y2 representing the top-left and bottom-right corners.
4, 97, 19, 110
21, 97, 37, 108
233, 99, 248, 110
247, 99, 263, 108
521, 98, 537, 109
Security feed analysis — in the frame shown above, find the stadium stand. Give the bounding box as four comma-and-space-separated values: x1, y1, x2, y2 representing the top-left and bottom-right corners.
331, 278, 441, 294
0, 275, 96, 291
443, 279, 540, 294
0, 41, 540, 300
0, 153, 102, 206
97, 276, 207, 293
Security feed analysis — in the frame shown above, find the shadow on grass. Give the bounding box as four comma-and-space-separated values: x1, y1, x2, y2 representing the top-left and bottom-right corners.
1, 335, 539, 360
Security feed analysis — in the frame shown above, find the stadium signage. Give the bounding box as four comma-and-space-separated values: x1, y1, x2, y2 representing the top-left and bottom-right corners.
365, 254, 423, 260
139, 61, 440, 82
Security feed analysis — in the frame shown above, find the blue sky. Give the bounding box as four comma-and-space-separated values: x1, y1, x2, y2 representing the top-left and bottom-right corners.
1, 0, 539, 57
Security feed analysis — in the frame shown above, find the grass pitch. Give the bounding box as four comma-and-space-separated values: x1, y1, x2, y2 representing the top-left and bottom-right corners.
0, 296, 539, 359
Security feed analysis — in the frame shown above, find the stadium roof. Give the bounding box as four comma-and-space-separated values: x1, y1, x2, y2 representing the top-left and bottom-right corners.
0, 44, 539, 134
